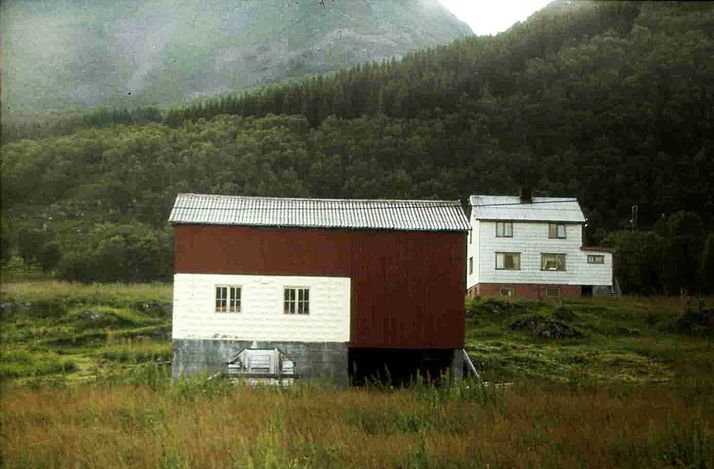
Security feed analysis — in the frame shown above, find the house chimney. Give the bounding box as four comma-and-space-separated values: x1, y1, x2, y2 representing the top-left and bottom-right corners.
519, 187, 532, 204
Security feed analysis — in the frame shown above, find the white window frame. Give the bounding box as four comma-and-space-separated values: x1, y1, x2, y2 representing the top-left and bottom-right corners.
496, 252, 521, 270
215, 285, 241, 313
541, 253, 566, 271
544, 287, 561, 297
587, 254, 605, 264
548, 223, 566, 239
284, 287, 310, 315
496, 221, 513, 238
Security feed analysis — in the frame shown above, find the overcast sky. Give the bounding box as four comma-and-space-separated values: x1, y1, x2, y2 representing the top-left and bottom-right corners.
438, 0, 553, 35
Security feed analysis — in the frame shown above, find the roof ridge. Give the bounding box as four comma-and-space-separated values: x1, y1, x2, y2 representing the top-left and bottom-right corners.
177, 193, 462, 205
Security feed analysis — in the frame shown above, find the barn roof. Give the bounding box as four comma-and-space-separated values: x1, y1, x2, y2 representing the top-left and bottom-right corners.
169, 193, 469, 232
469, 195, 586, 223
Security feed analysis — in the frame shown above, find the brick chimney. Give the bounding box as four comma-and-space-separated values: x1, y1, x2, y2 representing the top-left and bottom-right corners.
519, 187, 532, 203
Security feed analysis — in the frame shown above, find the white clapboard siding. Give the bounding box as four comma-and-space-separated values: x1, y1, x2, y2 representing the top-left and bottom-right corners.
466, 216, 481, 287
172, 273, 350, 342
468, 221, 612, 287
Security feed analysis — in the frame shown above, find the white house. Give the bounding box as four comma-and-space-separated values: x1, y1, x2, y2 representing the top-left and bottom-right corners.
466, 193, 613, 298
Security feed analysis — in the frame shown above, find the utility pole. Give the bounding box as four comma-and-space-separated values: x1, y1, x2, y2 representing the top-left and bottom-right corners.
629, 204, 638, 232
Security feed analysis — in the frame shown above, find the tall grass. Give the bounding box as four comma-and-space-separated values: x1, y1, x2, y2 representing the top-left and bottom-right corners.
1, 379, 712, 469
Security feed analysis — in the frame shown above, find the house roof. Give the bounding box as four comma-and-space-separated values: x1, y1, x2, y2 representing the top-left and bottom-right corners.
469, 195, 586, 223
169, 193, 470, 232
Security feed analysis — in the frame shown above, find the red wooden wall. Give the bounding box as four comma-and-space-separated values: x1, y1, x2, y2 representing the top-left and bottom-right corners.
174, 225, 465, 349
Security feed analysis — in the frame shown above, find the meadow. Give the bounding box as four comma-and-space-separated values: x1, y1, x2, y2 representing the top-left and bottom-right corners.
1, 280, 712, 468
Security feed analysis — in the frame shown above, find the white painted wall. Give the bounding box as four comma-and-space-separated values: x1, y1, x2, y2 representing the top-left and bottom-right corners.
172, 273, 351, 342
466, 215, 480, 287
466, 220, 612, 288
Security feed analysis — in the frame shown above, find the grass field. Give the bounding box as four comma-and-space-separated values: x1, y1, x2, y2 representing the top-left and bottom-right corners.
1, 280, 712, 468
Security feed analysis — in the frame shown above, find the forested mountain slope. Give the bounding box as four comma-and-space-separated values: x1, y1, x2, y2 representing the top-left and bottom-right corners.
0, 0, 470, 115
1, 1, 713, 292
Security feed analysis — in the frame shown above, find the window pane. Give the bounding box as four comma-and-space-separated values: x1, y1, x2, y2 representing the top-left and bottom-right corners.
504, 254, 514, 269
496, 222, 511, 237
284, 288, 294, 314
229, 287, 241, 312
496, 253, 520, 270
216, 286, 227, 312
542, 254, 565, 271
558, 224, 566, 238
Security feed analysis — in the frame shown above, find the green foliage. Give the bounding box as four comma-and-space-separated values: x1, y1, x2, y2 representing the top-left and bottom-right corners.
605, 210, 712, 294
702, 235, 714, 291
38, 241, 61, 272
463, 296, 710, 384
0, 348, 77, 378
17, 228, 46, 266
1, 1, 714, 291
56, 223, 172, 283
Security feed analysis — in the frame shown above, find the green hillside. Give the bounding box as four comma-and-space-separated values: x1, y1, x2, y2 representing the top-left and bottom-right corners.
0, 0, 471, 114
1, 1, 713, 292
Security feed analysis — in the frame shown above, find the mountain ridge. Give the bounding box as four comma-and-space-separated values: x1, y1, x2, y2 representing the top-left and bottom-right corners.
0, 0, 472, 114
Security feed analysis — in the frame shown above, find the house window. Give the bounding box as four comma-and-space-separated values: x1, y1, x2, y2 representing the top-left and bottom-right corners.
587, 254, 605, 264
548, 223, 566, 239
496, 252, 521, 270
545, 287, 560, 297
541, 253, 566, 271
500, 287, 514, 297
284, 287, 309, 315
496, 222, 513, 238
469, 257, 473, 274
216, 286, 241, 313
469, 229, 472, 244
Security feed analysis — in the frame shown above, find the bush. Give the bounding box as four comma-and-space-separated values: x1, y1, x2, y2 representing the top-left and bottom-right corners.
57, 223, 172, 283
675, 307, 714, 336
510, 314, 584, 339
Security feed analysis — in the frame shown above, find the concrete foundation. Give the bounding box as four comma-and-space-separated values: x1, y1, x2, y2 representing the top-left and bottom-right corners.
450, 349, 464, 382
172, 339, 349, 385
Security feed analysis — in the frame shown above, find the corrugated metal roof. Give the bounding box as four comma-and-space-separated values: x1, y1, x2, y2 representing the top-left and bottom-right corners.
169, 193, 470, 232
469, 195, 585, 223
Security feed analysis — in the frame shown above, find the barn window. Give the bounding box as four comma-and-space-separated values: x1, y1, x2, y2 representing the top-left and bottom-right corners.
495, 252, 520, 270
284, 287, 309, 315
587, 254, 605, 264
469, 257, 473, 274
548, 223, 566, 239
541, 253, 566, 271
496, 222, 513, 237
545, 287, 561, 297
216, 286, 241, 313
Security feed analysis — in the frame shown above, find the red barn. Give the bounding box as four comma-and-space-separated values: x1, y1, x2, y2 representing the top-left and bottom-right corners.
169, 193, 469, 384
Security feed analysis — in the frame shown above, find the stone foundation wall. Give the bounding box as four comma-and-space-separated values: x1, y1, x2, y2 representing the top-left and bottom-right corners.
172, 339, 349, 384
